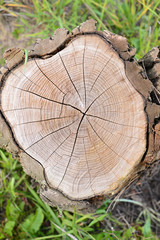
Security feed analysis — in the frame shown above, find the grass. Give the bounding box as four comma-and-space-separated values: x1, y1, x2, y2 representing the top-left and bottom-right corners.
0, 149, 159, 240
0, 0, 160, 239
0, 0, 160, 60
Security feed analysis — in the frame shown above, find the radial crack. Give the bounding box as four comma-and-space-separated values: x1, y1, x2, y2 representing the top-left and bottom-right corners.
58, 52, 82, 102
4, 107, 41, 112
6, 83, 84, 114
43, 133, 71, 164
89, 117, 144, 140
85, 79, 123, 114
14, 115, 75, 126
83, 138, 95, 195
35, 59, 65, 95
83, 40, 87, 107
57, 113, 86, 187
88, 119, 131, 165
86, 114, 144, 129
25, 118, 78, 150
90, 52, 114, 92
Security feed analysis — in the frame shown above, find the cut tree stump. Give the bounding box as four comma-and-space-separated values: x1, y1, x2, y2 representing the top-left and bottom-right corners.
0, 20, 160, 212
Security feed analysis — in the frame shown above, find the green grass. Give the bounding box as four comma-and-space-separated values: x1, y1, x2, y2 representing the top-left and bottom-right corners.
0, 0, 160, 59
0, 149, 159, 240
0, 0, 160, 239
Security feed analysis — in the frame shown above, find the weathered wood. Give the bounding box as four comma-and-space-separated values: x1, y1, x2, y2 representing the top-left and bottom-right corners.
0, 20, 160, 212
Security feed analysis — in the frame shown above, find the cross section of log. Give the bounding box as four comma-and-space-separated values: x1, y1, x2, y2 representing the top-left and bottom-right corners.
0, 20, 160, 212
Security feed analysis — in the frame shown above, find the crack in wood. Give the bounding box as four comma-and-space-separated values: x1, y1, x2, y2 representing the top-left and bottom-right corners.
58, 52, 82, 102
34, 58, 65, 95
25, 118, 78, 151
43, 134, 71, 165
82, 39, 87, 107
5, 83, 84, 114
88, 117, 145, 141
13, 115, 75, 126
57, 113, 86, 188
86, 114, 145, 129
0, 23, 152, 208
90, 52, 114, 92
87, 119, 132, 166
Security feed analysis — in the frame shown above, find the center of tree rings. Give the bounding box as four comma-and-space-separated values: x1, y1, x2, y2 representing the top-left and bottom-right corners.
1, 34, 147, 200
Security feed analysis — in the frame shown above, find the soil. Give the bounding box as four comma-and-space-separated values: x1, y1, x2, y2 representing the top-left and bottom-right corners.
0, 13, 160, 237
0, 14, 37, 68
112, 161, 160, 236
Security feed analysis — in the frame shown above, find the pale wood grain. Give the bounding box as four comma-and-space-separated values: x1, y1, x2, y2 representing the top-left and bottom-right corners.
1, 34, 147, 199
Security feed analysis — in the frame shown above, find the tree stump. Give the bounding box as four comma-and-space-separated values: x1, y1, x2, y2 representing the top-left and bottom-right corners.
0, 20, 160, 212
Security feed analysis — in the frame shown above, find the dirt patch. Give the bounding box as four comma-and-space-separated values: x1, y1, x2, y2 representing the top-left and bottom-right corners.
112, 160, 160, 236
0, 14, 35, 67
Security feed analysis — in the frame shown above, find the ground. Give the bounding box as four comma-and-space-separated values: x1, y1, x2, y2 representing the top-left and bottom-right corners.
113, 161, 160, 236
0, 1, 160, 239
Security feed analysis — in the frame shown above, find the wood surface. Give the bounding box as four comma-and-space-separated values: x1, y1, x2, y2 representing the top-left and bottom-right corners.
0, 20, 160, 211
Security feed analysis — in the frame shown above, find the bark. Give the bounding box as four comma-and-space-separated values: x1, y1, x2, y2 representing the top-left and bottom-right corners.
0, 20, 160, 213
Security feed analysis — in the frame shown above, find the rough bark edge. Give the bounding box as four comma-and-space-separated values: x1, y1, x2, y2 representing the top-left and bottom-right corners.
104, 32, 160, 199
138, 48, 160, 162
0, 111, 19, 157
103, 31, 160, 160
0, 19, 160, 212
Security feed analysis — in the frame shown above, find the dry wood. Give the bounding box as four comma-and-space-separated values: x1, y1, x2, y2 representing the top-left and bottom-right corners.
0, 20, 160, 212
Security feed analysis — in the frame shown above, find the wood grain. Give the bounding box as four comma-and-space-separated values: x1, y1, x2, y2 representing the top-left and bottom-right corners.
1, 34, 147, 200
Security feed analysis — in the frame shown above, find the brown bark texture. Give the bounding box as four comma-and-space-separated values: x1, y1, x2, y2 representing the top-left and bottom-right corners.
0, 20, 160, 212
